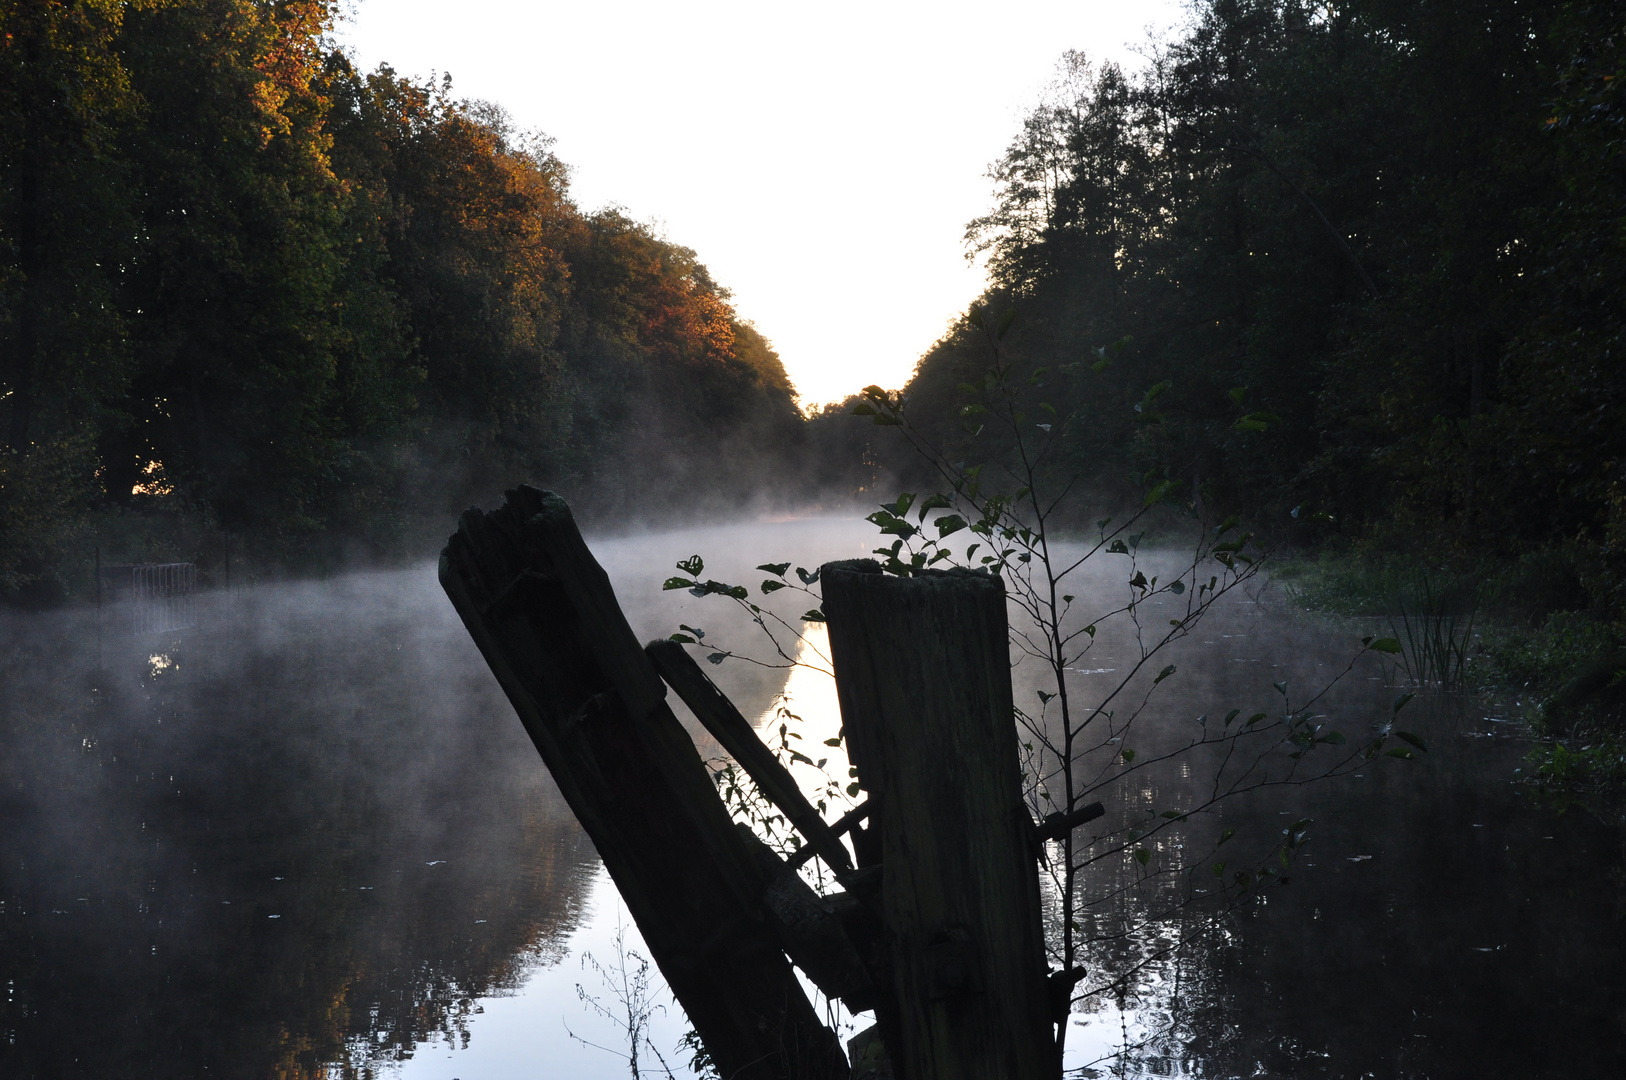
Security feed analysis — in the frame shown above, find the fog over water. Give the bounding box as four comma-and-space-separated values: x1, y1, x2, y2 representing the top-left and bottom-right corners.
1, 517, 1622, 1078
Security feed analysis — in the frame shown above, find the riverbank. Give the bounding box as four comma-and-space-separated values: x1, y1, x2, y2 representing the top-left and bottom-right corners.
1274, 546, 1626, 807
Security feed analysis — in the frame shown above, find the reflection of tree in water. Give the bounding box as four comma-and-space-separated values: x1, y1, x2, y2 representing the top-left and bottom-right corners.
1053, 691, 1626, 1079
0, 574, 600, 1080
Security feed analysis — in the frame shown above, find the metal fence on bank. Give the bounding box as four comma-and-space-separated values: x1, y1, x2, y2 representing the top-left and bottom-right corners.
99, 562, 198, 635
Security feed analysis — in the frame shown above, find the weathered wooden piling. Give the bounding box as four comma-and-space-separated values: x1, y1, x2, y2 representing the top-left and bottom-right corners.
440, 487, 848, 1080
821, 560, 1055, 1080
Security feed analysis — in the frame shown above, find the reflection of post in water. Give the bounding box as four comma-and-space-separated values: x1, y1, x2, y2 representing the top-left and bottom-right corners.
441, 487, 1089, 1079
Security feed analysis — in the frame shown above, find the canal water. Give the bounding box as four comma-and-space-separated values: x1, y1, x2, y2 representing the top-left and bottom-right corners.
1, 517, 1621, 1078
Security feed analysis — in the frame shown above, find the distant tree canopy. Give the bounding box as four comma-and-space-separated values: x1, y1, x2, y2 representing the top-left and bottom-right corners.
887, 0, 1625, 580
0, 0, 802, 598
4, 0, 1624, 602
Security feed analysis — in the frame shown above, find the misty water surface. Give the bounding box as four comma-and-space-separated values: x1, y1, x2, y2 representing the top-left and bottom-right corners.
1, 517, 1622, 1078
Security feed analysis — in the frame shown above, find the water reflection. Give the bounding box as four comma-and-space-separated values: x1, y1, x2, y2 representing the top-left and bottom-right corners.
1017, 557, 1626, 1078
0, 522, 1622, 1079
0, 569, 600, 1079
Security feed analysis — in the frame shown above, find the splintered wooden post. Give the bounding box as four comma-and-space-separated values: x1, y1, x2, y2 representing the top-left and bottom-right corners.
821, 560, 1054, 1080
440, 487, 848, 1080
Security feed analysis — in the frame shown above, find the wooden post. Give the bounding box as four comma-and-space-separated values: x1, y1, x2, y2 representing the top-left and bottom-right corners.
646, 638, 855, 873
440, 487, 848, 1080
820, 560, 1054, 1080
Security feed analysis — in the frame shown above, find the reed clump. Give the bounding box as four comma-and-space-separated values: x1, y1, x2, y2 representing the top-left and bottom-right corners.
1384, 575, 1481, 692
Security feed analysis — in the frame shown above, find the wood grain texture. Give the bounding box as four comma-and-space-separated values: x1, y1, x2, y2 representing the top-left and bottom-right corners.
821, 559, 1054, 1080
440, 487, 847, 1080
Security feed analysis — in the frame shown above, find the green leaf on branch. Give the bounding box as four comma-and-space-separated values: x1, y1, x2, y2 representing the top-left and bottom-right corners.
1219, 828, 1237, 845
801, 609, 826, 623
915, 493, 952, 521
883, 493, 916, 517
1154, 664, 1177, 684
663, 577, 695, 591
866, 510, 918, 539
706, 652, 729, 665
1394, 731, 1429, 753
1134, 848, 1151, 866
668, 633, 695, 644
757, 562, 791, 576
1384, 747, 1416, 760
761, 580, 787, 593
1234, 412, 1281, 432
1144, 479, 1179, 506
695, 581, 749, 600
796, 567, 820, 585
676, 555, 704, 576
1136, 381, 1171, 413
1369, 637, 1403, 654
997, 307, 1018, 340
936, 514, 968, 538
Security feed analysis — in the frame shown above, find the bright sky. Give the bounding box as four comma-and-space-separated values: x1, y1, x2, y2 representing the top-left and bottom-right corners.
336, 1, 1188, 408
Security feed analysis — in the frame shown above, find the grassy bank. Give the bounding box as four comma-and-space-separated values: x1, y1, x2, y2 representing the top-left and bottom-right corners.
1274, 546, 1626, 799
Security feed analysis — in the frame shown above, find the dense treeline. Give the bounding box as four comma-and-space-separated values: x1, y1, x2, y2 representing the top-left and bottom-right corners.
851, 0, 1624, 615
5, 0, 1624, 615
0, 0, 803, 601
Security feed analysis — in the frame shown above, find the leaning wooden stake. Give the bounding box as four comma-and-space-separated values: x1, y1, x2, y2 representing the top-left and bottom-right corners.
440, 487, 848, 1080
647, 638, 855, 873
821, 560, 1055, 1080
